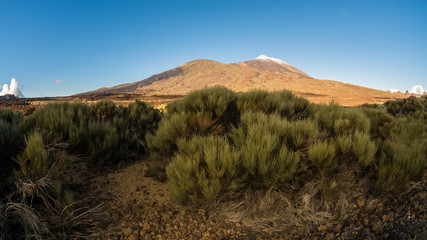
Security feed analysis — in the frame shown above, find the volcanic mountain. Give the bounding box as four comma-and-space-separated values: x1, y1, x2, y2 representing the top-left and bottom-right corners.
79, 55, 399, 106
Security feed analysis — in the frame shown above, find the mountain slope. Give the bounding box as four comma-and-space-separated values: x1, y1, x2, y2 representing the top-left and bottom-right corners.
79, 55, 398, 106
241, 55, 311, 78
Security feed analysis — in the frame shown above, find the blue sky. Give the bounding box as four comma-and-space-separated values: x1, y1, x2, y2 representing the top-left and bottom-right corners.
1, 0, 426, 97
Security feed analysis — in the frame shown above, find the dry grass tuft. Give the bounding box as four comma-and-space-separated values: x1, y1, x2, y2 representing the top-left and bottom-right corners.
14, 176, 57, 215
214, 175, 380, 233
59, 199, 104, 239
3, 202, 50, 240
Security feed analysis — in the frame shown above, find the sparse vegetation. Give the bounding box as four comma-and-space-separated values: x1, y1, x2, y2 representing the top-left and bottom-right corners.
0, 99, 160, 239
1, 131, 99, 239
1, 88, 426, 239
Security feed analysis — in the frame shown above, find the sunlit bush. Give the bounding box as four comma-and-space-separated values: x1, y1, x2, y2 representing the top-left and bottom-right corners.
236, 89, 310, 120
312, 103, 370, 137
128, 100, 161, 136
153, 87, 426, 204
232, 112, 301, 187
167, 136, 240, 203
148, 87, 239, 157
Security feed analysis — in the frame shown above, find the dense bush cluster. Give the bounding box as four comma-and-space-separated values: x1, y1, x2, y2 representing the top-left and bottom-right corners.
147, 87, 311, 158
0, 100, 160, 239
0, 109, 24, 198
384, 95, 427, 120
149, 87, 427, 204
20, 100, 161, 166
363, 96, 427, 192
147, 87, 238, 156
236, 89, 310, 120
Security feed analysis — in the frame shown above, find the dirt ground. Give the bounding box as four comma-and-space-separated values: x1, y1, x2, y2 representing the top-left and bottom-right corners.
0, 91, 411, 115
81, 157, 426, 240
0, 94, 183, 114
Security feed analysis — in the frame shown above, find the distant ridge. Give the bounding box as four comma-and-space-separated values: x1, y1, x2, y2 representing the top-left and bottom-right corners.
77, 55, 400, 106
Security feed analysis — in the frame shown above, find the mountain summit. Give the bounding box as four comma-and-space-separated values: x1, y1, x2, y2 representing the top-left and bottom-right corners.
256, 55, 289, 65
78, 55, 397, 106
241, 55, 311, 78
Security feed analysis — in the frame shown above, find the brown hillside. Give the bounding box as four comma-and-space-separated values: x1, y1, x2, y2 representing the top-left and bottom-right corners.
79, 56, 403, 106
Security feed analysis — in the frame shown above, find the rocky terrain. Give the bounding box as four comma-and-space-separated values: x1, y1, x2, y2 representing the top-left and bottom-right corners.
82, 158, 426, 240
0, 94, 182, 113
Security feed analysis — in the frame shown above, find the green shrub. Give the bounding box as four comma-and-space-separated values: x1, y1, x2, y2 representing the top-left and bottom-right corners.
397, 118, 427, 146
13, 131, 78, 221
148, 87, 239, 157
308, 140, 336, 169
236, 89, 310, 120
336, 135, 352, 155
14, 131, 77, 182
167, 136, 240, 203
362, 108, 398, 143
14, 132, 50, 180
232, 112, 317, 152
374, 114, 426, 193
91, 100, 161, 154
20, 102, 121, 166
335, 131, 376, 167
384, 95, 427, 121
378, 140, 426, 192
167, 112, 305, 203
0, 119, 23, 163
237, 130, 300, 188
232, 112, 301, 186
0, 109, 24, 160
311, 104, 370, 136
146, 112, 190, 156
351, 131, 377, 166
128, 100, 161, 136
0, 108, 23, 125
166, 86, 238, 132
166, 86, 236, 116
89, 100, 129, 155
0, 109, 24, 198
154, 87, 426, 205
310, 103, 342, 133
285, 120, 318, 151
89, 99, 125, 122
20, 100, 160, 165
167, 132, 301, 204
232, 111, 289, 148
9, 131, 85, 239
86, 121, 120, 166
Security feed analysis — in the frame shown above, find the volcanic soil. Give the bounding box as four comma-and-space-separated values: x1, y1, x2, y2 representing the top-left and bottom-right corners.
81, 157, 426, 240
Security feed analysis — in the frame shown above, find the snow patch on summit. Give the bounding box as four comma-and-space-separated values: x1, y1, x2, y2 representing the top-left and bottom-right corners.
256, 55, 289, 65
